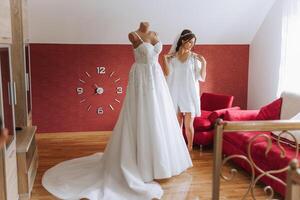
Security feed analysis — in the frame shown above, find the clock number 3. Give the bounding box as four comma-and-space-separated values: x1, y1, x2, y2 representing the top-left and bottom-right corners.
97, 107, 104, 115
97, 66, 106, 74
116, 87, 123, 94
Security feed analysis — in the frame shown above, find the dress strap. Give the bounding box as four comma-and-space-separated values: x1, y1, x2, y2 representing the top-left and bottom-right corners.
134, 32, 144, 42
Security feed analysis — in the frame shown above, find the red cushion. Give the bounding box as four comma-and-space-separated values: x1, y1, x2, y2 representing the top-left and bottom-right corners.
193, 130, 214, 146
193, 111, 212, 131
223, 131, 271, 153
201, 110, 212, 118
201, 92, 234, 111
224, 110, 259, 121
193, 117, 212, 131
256, 98, 282, 120
207, 112, 219, 124
208, 106, 241, 123
251, 141, 300, 175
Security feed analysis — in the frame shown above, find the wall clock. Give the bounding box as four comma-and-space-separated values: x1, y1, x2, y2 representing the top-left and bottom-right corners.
76, 66, 123, 116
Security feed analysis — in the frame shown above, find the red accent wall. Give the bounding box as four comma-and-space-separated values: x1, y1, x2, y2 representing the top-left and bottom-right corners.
30, 44, 249, 133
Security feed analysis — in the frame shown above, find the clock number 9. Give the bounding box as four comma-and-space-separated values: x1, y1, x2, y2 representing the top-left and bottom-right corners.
116, 87, 123, 94
97, 107, 104, 115
77, 87, 83, 95
97, 66, 106, 74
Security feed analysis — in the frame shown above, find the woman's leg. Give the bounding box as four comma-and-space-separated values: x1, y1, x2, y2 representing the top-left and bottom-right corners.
177, 112, 184, 128
184, 113, 194, 151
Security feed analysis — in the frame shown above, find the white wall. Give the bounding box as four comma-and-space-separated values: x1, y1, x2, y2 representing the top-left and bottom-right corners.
247, 0, 283, 109
28, 0, 275, 44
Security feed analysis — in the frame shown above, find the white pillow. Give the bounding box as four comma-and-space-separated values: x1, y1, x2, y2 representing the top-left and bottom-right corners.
280, 91, 300, 119
272, 112, 300, 148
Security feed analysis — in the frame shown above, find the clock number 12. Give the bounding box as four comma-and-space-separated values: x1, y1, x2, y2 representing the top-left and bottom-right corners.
97, 67, 106, 74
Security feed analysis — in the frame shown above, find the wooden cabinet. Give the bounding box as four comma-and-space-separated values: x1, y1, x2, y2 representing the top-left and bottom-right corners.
0, 45, 19, 200
0, 1, 37, 199
0, 0, 12, 43
16, 126, 38, 200
0, 3, 18, 200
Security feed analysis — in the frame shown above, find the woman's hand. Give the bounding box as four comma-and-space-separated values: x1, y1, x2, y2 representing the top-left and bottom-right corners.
164, 53, 176, 59
193, 53, 206, 64
162, 53, 175, 76
193, 52, 207, 81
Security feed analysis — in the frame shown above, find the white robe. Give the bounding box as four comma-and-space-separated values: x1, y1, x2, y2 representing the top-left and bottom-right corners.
166, 54, 204, 117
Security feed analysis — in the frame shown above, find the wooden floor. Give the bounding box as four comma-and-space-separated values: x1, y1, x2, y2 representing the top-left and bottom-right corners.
31, 131, 282, 200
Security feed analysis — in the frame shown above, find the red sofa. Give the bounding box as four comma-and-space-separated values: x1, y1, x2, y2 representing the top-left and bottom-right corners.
192, 92, 239, 146
222, 98, 300, 197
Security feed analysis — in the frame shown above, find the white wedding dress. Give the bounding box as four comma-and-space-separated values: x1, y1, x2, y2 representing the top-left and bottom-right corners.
42, 33, 193, 200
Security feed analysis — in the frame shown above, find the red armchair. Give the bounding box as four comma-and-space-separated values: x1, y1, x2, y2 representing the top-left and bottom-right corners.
191, 92, 239, 146
201, 92, 234, 111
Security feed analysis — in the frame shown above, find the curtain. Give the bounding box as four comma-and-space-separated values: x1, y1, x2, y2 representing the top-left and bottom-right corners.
277, 0, 300, 95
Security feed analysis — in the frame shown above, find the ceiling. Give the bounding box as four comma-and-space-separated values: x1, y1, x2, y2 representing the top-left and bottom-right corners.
28, 0, 276, 44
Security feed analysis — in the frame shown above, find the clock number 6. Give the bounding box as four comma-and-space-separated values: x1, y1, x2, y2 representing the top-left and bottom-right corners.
97, 107, 104, 115
97, 66, 106, 74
